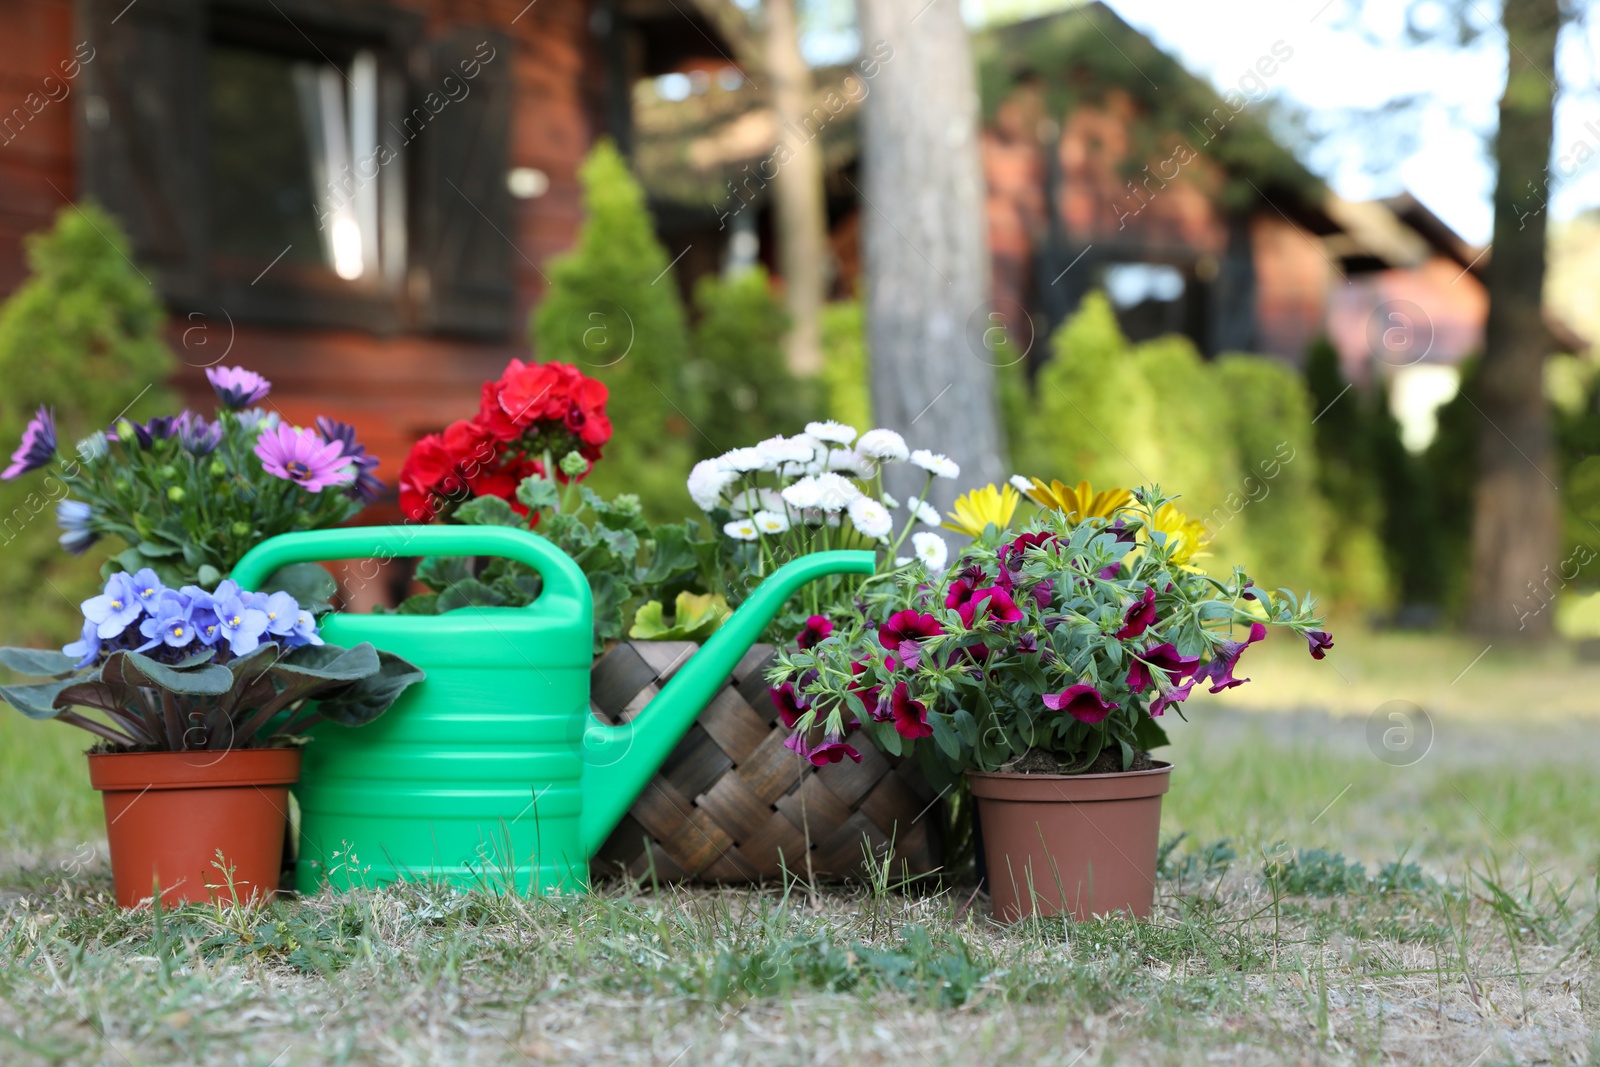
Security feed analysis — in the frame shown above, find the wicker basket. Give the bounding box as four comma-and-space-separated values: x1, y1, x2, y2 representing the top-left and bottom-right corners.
589, 641, 944, 883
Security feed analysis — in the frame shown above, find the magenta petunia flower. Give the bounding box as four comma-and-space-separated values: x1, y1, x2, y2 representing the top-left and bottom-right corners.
206, 365, 272, 409
957, 585, 1024, 628
1150, 675, 1196, 716
945, 576, 980, 612
1116, 585, 1158, 639
1193, 622, 1267, 693
889, 682, 932, 739
878, 609, 943, 652
796, 615, 834, 650
1127, 642, 1201, 694
1305, 630, 1334, 660
254, 424, 356, 493
1043, 683, 1119, 724
2, 405, 55, 480
769, 681, 809, 728
784, 730, 861, 766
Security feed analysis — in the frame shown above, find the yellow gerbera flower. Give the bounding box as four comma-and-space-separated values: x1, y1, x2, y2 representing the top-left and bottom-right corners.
1145, 503, 1212, 565
1021, 478, 1133, 523
943, 483, 1019, 537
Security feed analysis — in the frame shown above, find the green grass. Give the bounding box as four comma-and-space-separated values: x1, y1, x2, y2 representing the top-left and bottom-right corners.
3, 627, 1599, 1064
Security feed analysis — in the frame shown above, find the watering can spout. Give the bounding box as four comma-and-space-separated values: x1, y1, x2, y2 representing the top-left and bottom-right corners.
578, 549, 876, 855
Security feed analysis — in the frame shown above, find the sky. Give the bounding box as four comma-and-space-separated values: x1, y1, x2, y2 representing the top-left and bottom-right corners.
802, 0, 1600, 247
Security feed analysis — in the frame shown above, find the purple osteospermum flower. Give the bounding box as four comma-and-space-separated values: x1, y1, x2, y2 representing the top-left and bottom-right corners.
315, 417, 384, 503
82, 572, 145, 640
137, 590, 198, 651
1193, 622, 1267, 693
207, 365, 272, 409
1305, 630, 1334, 660
56, 499, 98, 555
1043, 683, 1118, 724
2, 405, 56, 480
254, 424, 356, 493
177, 412, 223, 455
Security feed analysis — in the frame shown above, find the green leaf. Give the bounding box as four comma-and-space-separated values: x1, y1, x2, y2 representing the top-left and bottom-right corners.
595, 526, 640, 562
394, 593, 441, 615
589, 572, 629, 643
102, 650, 235, 696
455, 495, 522, 527
952, 708, 979, 748
871, 717, 903, 757
0, 680, 76, 719
0, 647, 81, 679
627, 591, 732, 641
436, 579, 508, 613
196, 564, 223, 589
278, 643, 381, 684
490, 572, 542, 606
638, 524, 703, 587
306, 649, 425, 728
415, 555, 475, 591
928, 712, 962, 760
515, 476, 561, 513
259, 562, 338, 607
136, 539, 182, 559
1132, 714, 1171, 752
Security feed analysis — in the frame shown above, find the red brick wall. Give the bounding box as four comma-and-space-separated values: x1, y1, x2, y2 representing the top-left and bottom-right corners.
0, 0, 600, 508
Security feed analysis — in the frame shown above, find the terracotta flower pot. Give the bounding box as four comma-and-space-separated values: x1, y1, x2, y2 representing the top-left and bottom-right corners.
969, 762, 1171, 922
87, 748, 301, 908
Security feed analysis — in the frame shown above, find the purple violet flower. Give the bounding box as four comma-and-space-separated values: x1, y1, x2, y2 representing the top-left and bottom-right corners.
82, 573, 145, 640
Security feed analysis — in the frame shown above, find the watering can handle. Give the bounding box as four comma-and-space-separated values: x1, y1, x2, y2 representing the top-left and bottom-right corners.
229, 525, 590, 610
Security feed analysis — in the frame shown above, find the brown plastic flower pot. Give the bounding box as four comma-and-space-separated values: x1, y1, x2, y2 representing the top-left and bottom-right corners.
87, 748, 301, 908
969, 763, 1171, 922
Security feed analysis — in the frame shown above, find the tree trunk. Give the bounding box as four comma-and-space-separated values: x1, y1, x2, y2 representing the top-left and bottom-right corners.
764, 0, 829, 376
1467, 0, 1562, 637
856, 0, 1005, 511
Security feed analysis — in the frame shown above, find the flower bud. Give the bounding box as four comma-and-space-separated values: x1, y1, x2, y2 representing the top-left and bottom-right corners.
167, 486, 185, 503
559, 451, 589, 477
160, 465, 179, 481
210, 459, 227, 477
231, 521, 251, 537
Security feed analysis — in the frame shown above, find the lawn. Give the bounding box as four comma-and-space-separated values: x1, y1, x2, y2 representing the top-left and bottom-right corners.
2, 628, 1597, 1065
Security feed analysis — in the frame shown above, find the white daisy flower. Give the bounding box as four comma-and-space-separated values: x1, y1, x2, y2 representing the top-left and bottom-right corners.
880, 492, 900, 509
805, 420, 858, 445
911, 531, 949, 573
756, 435, 816, 466
1009, 474, 1035, 494
826, 448, 876, 479
847, 496, 893, 541
912, 499, 941, 526
721, 446, 774, 473
728, 487, 786, 516
895, 556, 913, 567
910, 449, 960, 479
723, 518, 760, 541
855, 428, 909, 462
687, 458, 738, 511
752, 510, 790, 535
811, 472, 863, 512
781, 476, 823, 509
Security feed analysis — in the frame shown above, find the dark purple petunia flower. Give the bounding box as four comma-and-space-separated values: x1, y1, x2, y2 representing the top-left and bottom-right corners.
2, 405, 56, 479
784, 730, 861, 766
1127, 642, 1201, 693
1304, 630, 1334, 660
889, 682, 932, 739
796, 614, 834, 650
207, 365, 272, 409
1016, 632, 1039, 655
1030, 578, 1055, 611
1116, 585, 1159, 639
1193, 622, 1267, 693
1150, 675, 1196, 716
878, 609, 943, 652
1107, 518, 1138, 544
1042, 683, 1119, 724
849, 660, 889, 722
316, 416, 384, 503
768, 681, 810, 729
957, 585, 1024, 628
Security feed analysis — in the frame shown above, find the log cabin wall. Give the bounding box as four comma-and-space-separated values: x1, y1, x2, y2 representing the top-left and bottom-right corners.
0, 0, 605, 514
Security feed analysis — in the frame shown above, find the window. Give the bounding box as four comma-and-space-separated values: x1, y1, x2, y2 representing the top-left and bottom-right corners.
78, 0, 516, 338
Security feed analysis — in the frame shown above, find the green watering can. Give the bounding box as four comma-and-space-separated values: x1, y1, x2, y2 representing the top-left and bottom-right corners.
231, 525, 873, 894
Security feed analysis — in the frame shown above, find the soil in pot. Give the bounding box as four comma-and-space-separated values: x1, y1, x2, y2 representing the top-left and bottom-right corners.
88, 748, 301, 908
969, 756, 1171, 923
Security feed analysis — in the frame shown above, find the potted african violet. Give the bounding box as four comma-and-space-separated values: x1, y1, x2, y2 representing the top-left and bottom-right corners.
0, 572, 422, 907
768, 479, 1333, 921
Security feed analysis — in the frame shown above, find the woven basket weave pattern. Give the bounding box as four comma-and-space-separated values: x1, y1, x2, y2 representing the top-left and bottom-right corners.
589, 641, 943, 883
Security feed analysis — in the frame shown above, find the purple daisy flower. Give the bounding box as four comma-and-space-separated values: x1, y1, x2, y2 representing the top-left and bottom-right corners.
177, 411, 223, 455
254, 424, 356, 493
206, 365, 272, 409
2, 405, 56, 479
315, 417, 384, 503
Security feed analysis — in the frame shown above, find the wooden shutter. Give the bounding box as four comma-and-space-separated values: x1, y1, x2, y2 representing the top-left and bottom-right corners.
410, 28, 515, 339
76, 0, 208, 307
